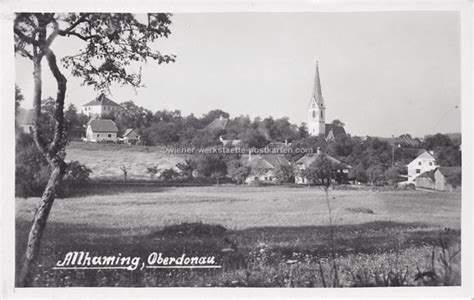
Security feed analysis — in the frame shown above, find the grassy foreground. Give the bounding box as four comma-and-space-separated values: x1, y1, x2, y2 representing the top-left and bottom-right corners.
16, 186, 461, 287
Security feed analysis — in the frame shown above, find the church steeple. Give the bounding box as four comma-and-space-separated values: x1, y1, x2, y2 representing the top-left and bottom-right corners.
307, 60, 326, 136
311, 61, 324, 107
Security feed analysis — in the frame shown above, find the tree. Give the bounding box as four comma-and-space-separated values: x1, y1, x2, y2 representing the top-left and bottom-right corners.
273, 164, 293, 185
227, 159, 250, 184
331, 119, 345, 127
176, 159, 196, 179
366, 164, 385, 186
304, 155, 335, 187
194, 155, 227, 186
14, 13, 174, 286
160, 168, 179, 181
146, 165, 160, 180
15, 84, 24, 116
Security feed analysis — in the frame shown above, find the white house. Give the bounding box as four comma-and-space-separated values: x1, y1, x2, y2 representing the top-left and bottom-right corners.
407, 150, 438, 183
242, 153, 291, 184
82, 93, 122, 117
85, 119, 119, 142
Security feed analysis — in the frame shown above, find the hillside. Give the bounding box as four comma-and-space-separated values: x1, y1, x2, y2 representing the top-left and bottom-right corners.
66, 142, 185, 180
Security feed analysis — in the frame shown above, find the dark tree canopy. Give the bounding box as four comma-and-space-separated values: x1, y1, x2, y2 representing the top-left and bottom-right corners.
15, 13, 175, 90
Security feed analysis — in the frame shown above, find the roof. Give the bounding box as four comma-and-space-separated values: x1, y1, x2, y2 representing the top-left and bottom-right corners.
416, 170, 435, 181
308, 61, 324, 108
325, 124, 346, 138
205, 117, 229, 131
17, 108, 35, 125
123, 128, 138, 137
83, 93, 121, 107
244, 155, 290, 170
375, 135, 422, 148
88, 119, 119, 132
296, 152, 350, 169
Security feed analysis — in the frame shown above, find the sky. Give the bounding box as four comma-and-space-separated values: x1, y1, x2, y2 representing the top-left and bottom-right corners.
15, 11, 461, 138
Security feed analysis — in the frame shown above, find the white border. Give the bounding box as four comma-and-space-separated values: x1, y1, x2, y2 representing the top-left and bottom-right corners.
1, 0, 472, 299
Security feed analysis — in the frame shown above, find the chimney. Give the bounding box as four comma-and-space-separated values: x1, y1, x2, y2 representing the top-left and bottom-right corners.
317, 147, 321, 154
248, 149, 252, 162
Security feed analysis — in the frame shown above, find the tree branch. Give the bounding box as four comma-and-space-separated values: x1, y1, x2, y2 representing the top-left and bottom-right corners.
14, 28, 39, 46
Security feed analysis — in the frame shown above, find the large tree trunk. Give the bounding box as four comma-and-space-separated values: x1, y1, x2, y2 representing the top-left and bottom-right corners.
18, 44, 68, 286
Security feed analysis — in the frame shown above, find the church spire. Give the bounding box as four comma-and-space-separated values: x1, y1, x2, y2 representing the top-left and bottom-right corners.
312, 61, 324, 106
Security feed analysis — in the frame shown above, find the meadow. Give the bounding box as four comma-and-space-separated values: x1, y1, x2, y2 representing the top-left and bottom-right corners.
15, 185, 461, 287
66, 141, 185, 180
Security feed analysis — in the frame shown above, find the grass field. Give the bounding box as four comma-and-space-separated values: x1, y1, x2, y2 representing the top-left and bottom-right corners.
16, 186, 461, 287
66, 141, 184, 179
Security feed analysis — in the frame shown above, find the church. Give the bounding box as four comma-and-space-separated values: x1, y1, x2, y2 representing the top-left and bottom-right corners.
307, 61, 346, 141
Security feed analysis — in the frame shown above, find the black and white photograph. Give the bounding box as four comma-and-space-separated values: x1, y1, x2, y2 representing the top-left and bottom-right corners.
1, 0, 473, 298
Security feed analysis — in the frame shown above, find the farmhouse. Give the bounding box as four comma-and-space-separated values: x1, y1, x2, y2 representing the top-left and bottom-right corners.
415, 167, 461, 191
307, 61, 346, 140
294, 149, 351, 184
82, 93, 122, 117
121, 128, 140, 144
242, 154, 291, 184
219, 136, 242, 147
85, 119, 119, 142
407, 150, 437, 182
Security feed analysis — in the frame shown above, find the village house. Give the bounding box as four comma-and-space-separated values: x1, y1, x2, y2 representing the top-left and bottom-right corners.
219, 136, 242, 147
415, 167, 461, 191
82, 93, 122, 117
242, 153, 291, 184
407, 150, 438, 182
120, 128, 140, 145
294, 149, 351, 185
85, 119, 119, 142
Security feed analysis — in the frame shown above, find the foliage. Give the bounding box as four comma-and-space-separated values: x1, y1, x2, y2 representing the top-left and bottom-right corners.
160, 168, 179, 181
227, 159, 251, 184
366, 164, 385, 185
304, 155, 335, 186
194, 155, 227, 185
176, 159, 196, 179
273, 164, 293, 185
146, 165, 160, 180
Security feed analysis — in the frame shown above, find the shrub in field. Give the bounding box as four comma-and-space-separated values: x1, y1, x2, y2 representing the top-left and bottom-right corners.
15, 143, 50, 198
160, 168, 179, 181
146, 165, 160, 180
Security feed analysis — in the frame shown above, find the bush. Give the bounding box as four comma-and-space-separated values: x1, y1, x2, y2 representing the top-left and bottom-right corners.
160, 168, 179, 181
16, 142, 50, 198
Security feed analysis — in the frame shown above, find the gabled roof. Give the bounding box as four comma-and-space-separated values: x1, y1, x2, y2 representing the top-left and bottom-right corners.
205, 117, 229, 131
244, 155, 290, 171
88, 119, 118, 132
296, 152, 350, 169
123, 128, 138, 137
416, 170, 435, 181
83, 93, 121, 107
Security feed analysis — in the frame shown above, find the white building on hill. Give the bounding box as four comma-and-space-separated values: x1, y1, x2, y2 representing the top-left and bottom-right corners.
83, 93, 122, 117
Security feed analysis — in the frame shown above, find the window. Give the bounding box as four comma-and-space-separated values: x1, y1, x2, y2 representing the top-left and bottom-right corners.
320, 111, 323, 118
429, 162, 433, 166
418, 161, 422, 166
108, 134, 112, 138
312, 111, 315, 118
97, 134, 99, 137
416, 169, 421, 174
